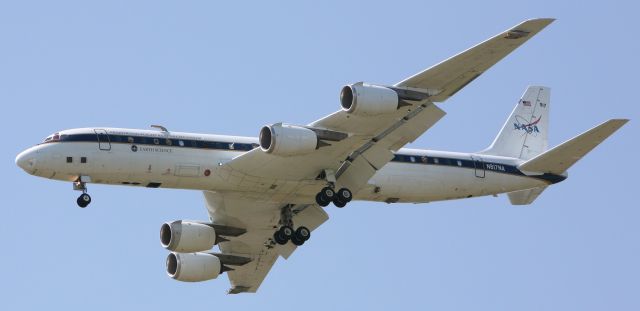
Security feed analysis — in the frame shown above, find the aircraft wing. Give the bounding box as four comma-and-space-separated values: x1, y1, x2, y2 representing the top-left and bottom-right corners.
203, 191, 328, 294
395, 18, 555, 102
221, 19, 553, 196
201, 19, 554, 293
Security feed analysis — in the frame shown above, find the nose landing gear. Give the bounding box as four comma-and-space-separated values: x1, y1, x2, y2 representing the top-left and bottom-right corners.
77, 193, 92, 208
73, 177, 92, 208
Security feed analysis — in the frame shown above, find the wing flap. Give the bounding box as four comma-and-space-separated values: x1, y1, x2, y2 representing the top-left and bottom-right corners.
395, 18, 555, 102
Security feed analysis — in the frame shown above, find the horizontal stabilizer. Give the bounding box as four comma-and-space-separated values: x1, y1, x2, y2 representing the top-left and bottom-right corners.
518, 119, 628, 174
507, 186, 547, 205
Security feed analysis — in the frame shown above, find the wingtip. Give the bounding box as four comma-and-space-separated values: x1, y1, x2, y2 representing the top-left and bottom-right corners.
611, 118, 630, 124
523, 17, 556, 24
599, 119, 630, 130
509, 18, 555, 35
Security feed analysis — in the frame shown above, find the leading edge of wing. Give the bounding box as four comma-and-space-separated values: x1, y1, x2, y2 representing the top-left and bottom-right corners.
394, 18, 555, 102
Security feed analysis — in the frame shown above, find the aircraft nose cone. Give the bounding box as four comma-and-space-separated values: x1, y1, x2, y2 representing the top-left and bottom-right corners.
15, 149, 36, 172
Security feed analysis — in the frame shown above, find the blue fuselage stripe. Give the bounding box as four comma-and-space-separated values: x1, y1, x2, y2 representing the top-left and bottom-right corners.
43, 133, 567, 184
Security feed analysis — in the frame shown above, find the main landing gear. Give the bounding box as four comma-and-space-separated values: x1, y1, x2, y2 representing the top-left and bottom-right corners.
74, 178, 92, 208
273, 205, 311, 246
313, 169, 353, 208
315, 186, 352, 208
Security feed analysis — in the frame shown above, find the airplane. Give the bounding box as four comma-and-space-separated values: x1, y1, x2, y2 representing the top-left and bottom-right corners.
15, 18, 628, 294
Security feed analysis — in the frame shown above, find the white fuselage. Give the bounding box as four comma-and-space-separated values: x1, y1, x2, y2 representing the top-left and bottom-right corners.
16, 127, 564, 204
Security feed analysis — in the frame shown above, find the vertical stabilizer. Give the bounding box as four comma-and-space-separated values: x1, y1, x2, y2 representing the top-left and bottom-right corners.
482, 86, 550, 160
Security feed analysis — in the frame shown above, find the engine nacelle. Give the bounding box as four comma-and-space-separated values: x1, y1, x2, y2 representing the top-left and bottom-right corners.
259, 123, 318, 156
166, 252, 221, 282
160, 220, 216, 253
340, 83, 400, 116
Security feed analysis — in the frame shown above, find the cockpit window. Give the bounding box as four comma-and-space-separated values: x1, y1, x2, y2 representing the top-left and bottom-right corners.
43, 133, 61, 143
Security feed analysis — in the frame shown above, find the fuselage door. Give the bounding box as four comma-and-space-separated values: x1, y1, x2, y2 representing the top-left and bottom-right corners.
471, 155, 485, 178
94, 129, 111, 151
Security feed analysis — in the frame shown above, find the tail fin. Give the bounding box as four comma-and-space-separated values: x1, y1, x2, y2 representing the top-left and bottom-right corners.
482, 86, 550, 160
518, 119, 628, 174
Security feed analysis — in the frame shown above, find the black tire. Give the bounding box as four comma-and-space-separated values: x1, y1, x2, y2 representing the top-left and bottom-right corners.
333, 197, 347, 208
295, 226, 311, 241
273, 231, 288, 245
315, 192, 330, 207
80, 193, 91, 203
321, 187, 335, 200
77, 194, 91, 208
279, 226, 294, 239
337, 188, 352, 202
291, 234, 305, 246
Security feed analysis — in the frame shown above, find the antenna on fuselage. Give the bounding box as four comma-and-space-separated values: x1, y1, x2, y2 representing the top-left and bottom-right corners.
150, 125, 169, 133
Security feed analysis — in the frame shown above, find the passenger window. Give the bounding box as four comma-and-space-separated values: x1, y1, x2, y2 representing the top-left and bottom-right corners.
66, 157, 72, 163
153, 138, 159, 145
81, 157, 87, 163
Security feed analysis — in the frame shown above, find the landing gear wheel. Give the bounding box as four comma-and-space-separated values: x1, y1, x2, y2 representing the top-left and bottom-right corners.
279, 226, 293, 239
273, 226, 294, 245
76, 193, 91, 208
321, 187, 335, 200
273, 231, 288, 245
315, 187, 335, 207
295, 226, 311, 242
291, 234, 305, 246
333, 197, 347, 208
337, 188, 352, 202
315, 193, 330, 207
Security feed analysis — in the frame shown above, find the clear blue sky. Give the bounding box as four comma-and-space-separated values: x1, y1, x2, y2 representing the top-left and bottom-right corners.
2, 1, 638, 310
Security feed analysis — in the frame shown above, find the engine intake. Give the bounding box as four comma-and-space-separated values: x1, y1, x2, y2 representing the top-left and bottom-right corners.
340, 83, 400, 116
160, 220, 217, 253
259, 124, 319, 156
166, 252, 221, 282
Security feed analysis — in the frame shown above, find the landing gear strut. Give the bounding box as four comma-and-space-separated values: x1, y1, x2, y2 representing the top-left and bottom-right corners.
74, 177, 92, 208
273, 204, 310, 246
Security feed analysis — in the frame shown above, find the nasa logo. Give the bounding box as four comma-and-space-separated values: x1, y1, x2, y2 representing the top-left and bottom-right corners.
514, 115, 541, 133
131, 145, 138, 152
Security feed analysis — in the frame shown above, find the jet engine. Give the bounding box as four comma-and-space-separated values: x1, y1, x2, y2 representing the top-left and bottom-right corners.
160, 220, 217, 253
340, 83, 401, 116
166, 252, 221, 282
259, 123, 318, 156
